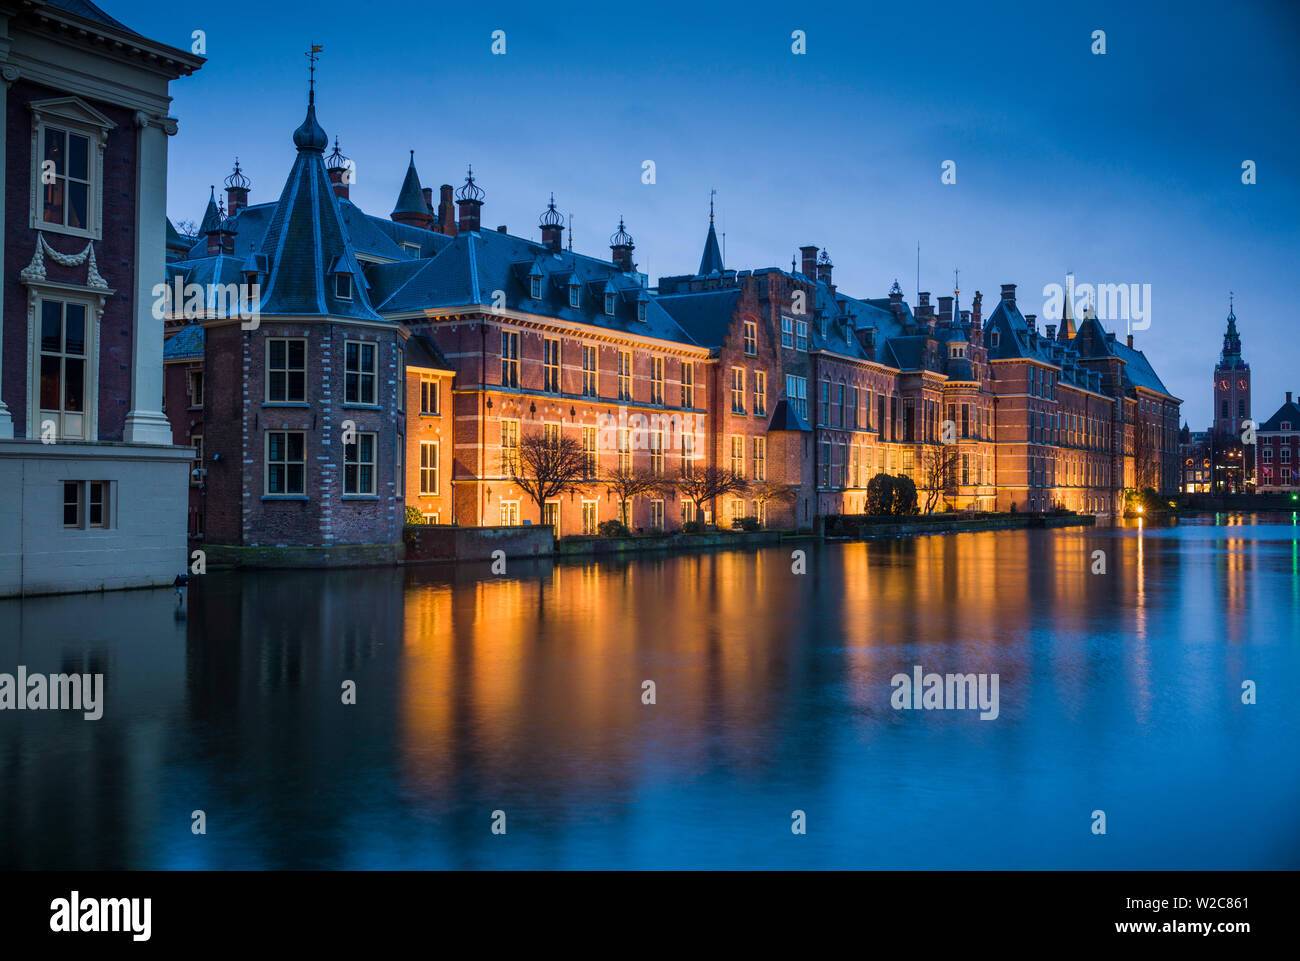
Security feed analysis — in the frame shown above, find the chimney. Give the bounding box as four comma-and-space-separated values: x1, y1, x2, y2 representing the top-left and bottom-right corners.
1127, 334, 1133, 348
224, 159, 251, 215
972, 290, 983, 327
497, 225, 507, 233
917, 292, 933, 324
800, 245, 818, 278
1046, 323, 1057, 340
815, 249, 833, 287
455, 167, 484, 233
889, 287, 903, 308
324, 139, 349, 200
1000, 283, 1016, 307
422, 187, 434, 215
610, 217, 636, 271
1287, 391, 1293, 404
937, 295, 953, 325
1026, 314, 1037, 335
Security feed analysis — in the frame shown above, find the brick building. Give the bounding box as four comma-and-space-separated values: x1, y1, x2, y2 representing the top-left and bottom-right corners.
163, 89, 1183, 549
1256, 392, 1300, 494
0, 0, 200, 596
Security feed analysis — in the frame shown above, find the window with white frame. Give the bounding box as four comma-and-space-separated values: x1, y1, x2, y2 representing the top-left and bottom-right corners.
266, 431, 306, 495
744, 320, 758, 356
732, 367, 746, 414
618, 350, 632, 401
62, 480, 111, 529
730, 435, 744, 477
501, 330, 520, 388
343, 432, 376, 495
582, 345, 598, 397
582, 426, 598, 477
543, 338, 560, 392
753, 436, 766, 481
36, 297, 91, 440
651, 356, 664, 404
421, 376, 440, 414
754, 370, 766, 416
786, 374, 807, 419
334, 273, 353, 300
681, 361, 694, 408
267, 338, 307, 402
650, 499, 665, 530
781, 316, 794, 348
420, 441, 438, 494
190, 434, 203, 486
500, 419, 520, 475
530, 276, 542, 299
617, 427, 631, 473
188, 370, 204, 408
605, 292, 616, 316
345, 341, 377, 404
582, 500, 598, 534
650, 430, 664, 475
500, 501, 520, 525
796, 320, 808, 350
31, 99, 112, 239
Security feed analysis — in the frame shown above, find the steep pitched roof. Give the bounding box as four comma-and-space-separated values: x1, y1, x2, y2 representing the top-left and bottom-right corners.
254, 100, 386, 321
698, 221, 723, 275
392, 153, 428, 217
767, 398, 810, 432
1259, 399, 1300, 432
198, 188, 222, 235
164, 322, 204, 359
407, 333, 454, 372
656, 288, 741, 348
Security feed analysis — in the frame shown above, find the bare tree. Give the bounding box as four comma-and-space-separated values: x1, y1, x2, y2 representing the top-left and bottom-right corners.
175, 219, 199, 238
677, 466, 749, 522
920, 443, 960, 513
749, 479, 797, 527
510, 434, 590, 517
601, 466, 664, 526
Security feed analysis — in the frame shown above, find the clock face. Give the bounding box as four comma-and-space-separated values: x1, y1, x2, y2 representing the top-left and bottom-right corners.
1239, 380, 1248, 390
1219, 380, 1230, 390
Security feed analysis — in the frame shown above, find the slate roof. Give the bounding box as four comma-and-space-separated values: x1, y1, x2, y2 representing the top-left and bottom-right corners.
407, 333, 453, 372
1259, 400, 1300, 432
767, 398, 811, 432
46, 0, 139, 35
698, 222, 723, 275
656, 288, 741, 347
392, 154, 429, 217
164, 322, 204, 360
198, 188, 222, 235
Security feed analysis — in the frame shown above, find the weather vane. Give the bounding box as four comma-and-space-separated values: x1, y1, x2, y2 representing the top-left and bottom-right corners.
710, 188, 717, 224
306, 44, 323, 97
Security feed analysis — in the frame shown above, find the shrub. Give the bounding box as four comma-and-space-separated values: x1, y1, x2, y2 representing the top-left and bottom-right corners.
892, 475, 919, 516
680, 519, 706, 534
865, 473, 895, 515
732, 516, 760, 532
596, 520, 631, 538
404, 505, 425, 525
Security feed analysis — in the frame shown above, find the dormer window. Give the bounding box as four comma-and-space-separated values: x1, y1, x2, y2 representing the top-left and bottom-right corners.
1283, 422, 1293, 431
401, 242, 420, 258
530, 276, 542, 299
335, 273, 353, 300
949, 343, 966, 359
637, 301, 647, 322
605, 292, 616, 316
990, 329, 1000, 348
569, 283, 580, 308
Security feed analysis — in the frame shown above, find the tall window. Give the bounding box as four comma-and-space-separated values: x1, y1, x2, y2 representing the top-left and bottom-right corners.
582, 345, 598, 397
849, 386, 858, 429
266, 431, 306, 495
344, 341, 377, 404
744, 321, 758, 356
38, 299, 88, 439
190, 434, 203, 487
681, 431, 695, 477
618, 350, 632, 400
681, 361, 694, 408
268, 338, 307, 402
651, 356, 664, 404
40, 126, 92, 231
500, 419, 520, 475
650, 430, 664, 475
650, 499, 665, 530
501, 331, 520, 388
754, 371, 767, 417
344, 433, 376, 495
837, 384, 846, 428
786, 375, 807, 419
501, 501, 520, 525
420, 441, 438, 494
753, 436, 766, 481
617, 427, 631, 473
820, 380, 830, 426
543, 338, 560, 392
781, 316, 794, 348
582, 500, 598, 535
188, 370, 204, 408
582, 426, 597, 477
605, 292, 616, 316
850, 444, 859, 488
730, 435, 745, 477
421, 377, 440, 414
796, 320, 808, 350
544, 422, 560, 448
732, 367, 746, 414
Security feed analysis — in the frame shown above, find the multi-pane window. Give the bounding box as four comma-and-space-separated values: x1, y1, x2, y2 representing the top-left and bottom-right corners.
543, 338, 560, 392
62, 481, 79, 528
267, 338, 307, 402
651, 356, 664, 404
618, 351, 632, 400
796, 320, 808, 350
544, 422, 560, 448
681, 500, 695, 525
582, 426, 598, 477
266, 431, 306, 495
850, 444, 860, 488
849, 387, 858, 429
732, 367, 746, 414
681, 361, 694, 408
820, 380, 831, 426
421, 377, 440, 414
962, 403, 970, 438
501, 501, 520, 525
837, 384, 846, 428
730, 435, 744, 477
605, 292, 616, 316
569, 283, 581, 309
87, 481, 107, 528
501, 331, 520, 388
38, 299, 87, 439
681, 431, 695, 477
650, 430, 664, 475
344, 341, 377, 404
787, 375, 807, 420
582, 345, 598, 397
650, 499, 665, 530
188, 370, 204, 408
754, 371, 767, 416
781, 316, 794, 348
821, 439, 831, 486
41, 127, 91, 230
753, 436, 766, 481
617, 427, 631, 473
582, 500, 598, 535
344, 433, 376, 495
190, 434, 203, 486
744, 321, 758, 356
530, 276, 542, 299
500, 419, 520, 475
420, 441, 438, 494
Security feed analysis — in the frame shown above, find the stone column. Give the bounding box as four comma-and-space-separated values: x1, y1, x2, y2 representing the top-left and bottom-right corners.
0, 61, 18, 439
122, 112, 178, 445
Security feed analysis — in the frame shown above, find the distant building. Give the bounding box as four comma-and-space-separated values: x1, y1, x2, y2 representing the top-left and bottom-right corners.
1256, 392, 1300, 494
0, 0, 201, 596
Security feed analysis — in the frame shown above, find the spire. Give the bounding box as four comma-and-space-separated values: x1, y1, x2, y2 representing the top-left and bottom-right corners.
325, 137, 351, 199
539, 193, 564, 252
225, 158, 251, 215
1058, 271, 1076, 340
199, 185, 222, 235
1220, 294, 1242, 364
698, 198, 723, 275
391, 150, 430, 227
292, 44, 327, 151
610, 216, 635, 271
951, 269, 960, 328
455, 165, 484, 232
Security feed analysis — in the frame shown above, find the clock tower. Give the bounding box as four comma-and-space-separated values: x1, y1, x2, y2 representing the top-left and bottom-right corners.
1213, 300, 1250, 437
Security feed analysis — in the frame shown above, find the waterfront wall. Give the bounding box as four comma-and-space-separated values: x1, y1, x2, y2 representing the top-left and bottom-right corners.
404, 524, 553, 563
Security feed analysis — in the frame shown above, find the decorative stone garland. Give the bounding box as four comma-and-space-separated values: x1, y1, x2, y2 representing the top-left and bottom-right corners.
19, 233, 108, 288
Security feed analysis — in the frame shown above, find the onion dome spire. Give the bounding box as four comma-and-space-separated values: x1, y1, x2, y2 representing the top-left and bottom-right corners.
292, 44, 327, 151
325, 137, 349, 174
455, 165, 485, 202
224, 158, 250, 191
610, 216, 635, 271
610, 216, 634, 249
455, 165, 485, 231
539, 193, 564, 228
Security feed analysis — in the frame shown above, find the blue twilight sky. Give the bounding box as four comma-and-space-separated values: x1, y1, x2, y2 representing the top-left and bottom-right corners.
112, 0, 1298, 429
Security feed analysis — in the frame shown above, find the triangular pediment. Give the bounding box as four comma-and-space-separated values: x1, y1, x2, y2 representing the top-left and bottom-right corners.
28, 97, 117, 132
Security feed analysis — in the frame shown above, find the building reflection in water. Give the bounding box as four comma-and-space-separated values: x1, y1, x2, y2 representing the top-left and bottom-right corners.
1, 514, 1297, 869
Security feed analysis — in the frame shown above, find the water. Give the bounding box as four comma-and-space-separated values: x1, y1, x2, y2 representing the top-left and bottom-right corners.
2, 514, 1298, 869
